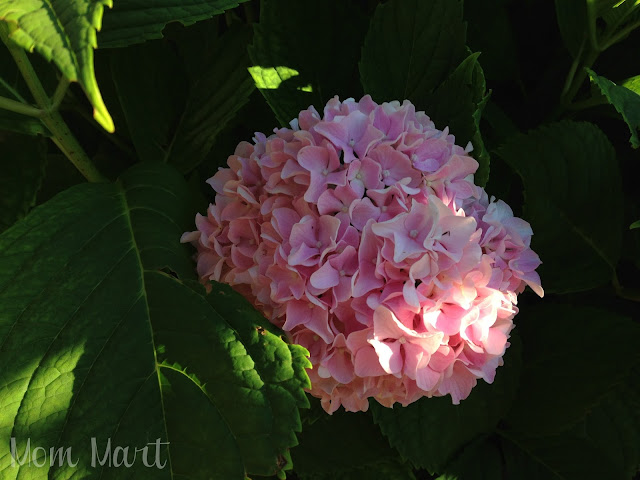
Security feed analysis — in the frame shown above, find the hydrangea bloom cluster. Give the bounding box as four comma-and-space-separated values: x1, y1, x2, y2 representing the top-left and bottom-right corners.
181, 95, 543, 413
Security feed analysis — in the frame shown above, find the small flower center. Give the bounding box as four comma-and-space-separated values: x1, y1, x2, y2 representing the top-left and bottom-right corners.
381, 206, 388, 212
398, 336, 407, 344
382, 169, 390, 177
339, 269, 346, 277
316, 241, 323, 248
313, 334, 319, 340
308, 302, 315, 309
341, 206, 349, 213
409, 229, 418, 238
356, 172, 363, 180
348, 139, 355, 147
322, 168, 329, 176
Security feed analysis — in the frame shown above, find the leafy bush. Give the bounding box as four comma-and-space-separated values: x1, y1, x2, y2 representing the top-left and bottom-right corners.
0, 1, 639, 479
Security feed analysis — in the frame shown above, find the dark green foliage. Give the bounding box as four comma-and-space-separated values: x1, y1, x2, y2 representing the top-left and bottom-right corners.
1, 1, 639, 479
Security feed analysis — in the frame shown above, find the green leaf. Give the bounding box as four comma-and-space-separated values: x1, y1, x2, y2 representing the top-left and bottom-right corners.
587, 69, 640, 148
602, 0, 640, 37
422, 52, 490, 186
0, 133, 46, 232
496, 121, 623, 293
631, 219, 640, 229
359, 0, 467, 106
554, 0, 588, 57
290, 409, 408, 479
197, 88, 279, 174
196, 281, 311, 474
371, 332, 522, 473
111, 38, 188, 163
165, 24, 255, 173
505, 303, 640, 436
436, 438, 503, 480
501, 363, 640, 480
249, 0, 369, 125
622, 74, 640, 93
500, 431, 626, 480
584, 385, 640, 478
99, 0, 249, 48
299, 458, 415, 480
112, 23, 253, 173
0, 162, 308, 478
0, 0, 114, 131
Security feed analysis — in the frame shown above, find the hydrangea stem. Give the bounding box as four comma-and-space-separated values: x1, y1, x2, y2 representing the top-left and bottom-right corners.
0, 24, 106, 183
0, 94, 43, 117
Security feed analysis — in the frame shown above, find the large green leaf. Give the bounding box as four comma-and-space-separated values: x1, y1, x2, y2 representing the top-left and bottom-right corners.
500, 431, 625, 480
196, 281, 311, 474
505, 303, 640, 436
422, 52, 490, 186
359, 0, 467, 107
110, 38, 188, 164
435, 438, 503, 480
500, 384, 638, 480
622, 74, 640, 94
249, 0, 369, 126
298, 458, 415, 480
165, 24, 255, 173
0, 0, 113, 131
501, 348, 640, 480
587, 69, 640, 148
554, 0, 588, 58
289, 409, 410, 479
0, 133, 46, 232
99, 0, 249, 48
112, 23, 253, 173
371, 333, 522, 474
584, 383, 640, 478
0, 162, 309, 478
496, 121, 623, 293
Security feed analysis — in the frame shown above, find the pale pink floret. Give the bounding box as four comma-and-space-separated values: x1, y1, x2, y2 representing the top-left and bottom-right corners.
182, 95, 543, 414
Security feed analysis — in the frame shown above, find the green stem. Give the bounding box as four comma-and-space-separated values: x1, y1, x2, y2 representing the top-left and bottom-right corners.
586, 0, 600, 51
0, 95, 43, 117
561, 39, 585, 99
50, 76, 70, 111
562, 49, 600, 108
0, 25, 106, 183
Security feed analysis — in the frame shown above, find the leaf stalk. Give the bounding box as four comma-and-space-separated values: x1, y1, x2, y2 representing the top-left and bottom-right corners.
0, 95, 43, 117
0, 23, 106, 183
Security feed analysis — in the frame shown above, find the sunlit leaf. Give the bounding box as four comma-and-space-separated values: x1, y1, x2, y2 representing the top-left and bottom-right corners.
0, 0, 114, 131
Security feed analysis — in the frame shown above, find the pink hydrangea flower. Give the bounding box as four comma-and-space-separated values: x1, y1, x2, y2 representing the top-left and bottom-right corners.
182, 95, 543, 413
